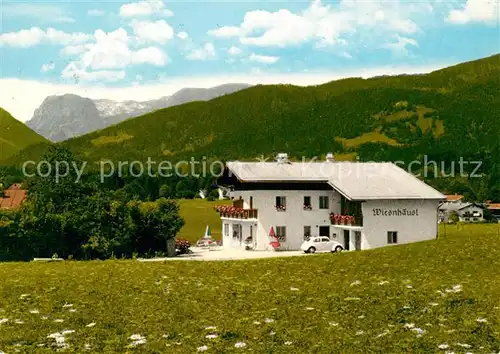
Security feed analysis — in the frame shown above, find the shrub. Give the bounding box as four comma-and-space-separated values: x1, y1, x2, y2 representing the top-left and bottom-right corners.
175, 239, 191, 255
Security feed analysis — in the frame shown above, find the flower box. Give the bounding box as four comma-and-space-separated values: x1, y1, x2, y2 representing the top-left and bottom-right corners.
303, 204, 312, 211
275, 205, 286, 212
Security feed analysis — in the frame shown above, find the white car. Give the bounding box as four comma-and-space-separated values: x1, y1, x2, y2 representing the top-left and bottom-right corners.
300, 236, 344, 254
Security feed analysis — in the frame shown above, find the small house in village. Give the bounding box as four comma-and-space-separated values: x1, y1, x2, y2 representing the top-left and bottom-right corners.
486, 202, 500, 221
0, 184, 27, 209
439, 201, 484, 223
215, 153, 445, 252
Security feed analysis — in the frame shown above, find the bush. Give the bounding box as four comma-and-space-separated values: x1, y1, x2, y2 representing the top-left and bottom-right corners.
175, 239, 191, 255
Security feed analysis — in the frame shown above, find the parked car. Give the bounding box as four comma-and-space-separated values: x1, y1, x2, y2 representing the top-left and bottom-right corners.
300, 236, 344, 254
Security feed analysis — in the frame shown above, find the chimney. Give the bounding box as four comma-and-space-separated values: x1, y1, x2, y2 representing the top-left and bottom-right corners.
275, 153, 289, 164
326, 152, 335, 162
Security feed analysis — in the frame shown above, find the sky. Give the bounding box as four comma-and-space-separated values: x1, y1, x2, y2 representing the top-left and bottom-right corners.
0, 0, 499, 122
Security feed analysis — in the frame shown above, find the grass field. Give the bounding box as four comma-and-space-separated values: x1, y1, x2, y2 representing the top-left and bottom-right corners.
1, 224, 500, 353
177, 199, 231, 243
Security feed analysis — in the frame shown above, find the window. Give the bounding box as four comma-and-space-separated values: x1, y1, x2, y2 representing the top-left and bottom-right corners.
223, 223, 229, 237
319, 196, 329, 209
303, 196, 312, 210
387, 231, 398, 244
303, 226, 311, 240
276, 226, 286, 241
276, 196, 286, 211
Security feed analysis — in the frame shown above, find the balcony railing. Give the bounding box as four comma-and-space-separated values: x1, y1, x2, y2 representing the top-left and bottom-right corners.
329, 213, 363, 227
214, 205, 258, 219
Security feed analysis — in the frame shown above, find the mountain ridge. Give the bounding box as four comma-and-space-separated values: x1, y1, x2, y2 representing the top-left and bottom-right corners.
25, 83, 252, 142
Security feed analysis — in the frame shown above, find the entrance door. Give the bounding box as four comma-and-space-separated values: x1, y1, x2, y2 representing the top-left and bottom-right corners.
319, 226, 330, 238
354, 231, 362, 250
343, 230, 350, 250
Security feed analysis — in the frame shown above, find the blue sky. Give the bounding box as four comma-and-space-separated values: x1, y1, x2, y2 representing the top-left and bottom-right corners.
0, 0, 499, 121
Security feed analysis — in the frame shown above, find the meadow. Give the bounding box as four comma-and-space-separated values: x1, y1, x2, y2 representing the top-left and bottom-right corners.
1, 223, 500, 353
177, 199, 231, 243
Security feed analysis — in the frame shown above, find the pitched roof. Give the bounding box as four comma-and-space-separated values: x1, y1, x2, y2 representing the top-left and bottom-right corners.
0, 186, 27, 209
226, 161, 445, 201
445, 194, 464, 202
487, 203, 500, 210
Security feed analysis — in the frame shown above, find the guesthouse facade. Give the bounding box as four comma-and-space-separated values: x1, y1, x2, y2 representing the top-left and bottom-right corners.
215, 153, 445, 252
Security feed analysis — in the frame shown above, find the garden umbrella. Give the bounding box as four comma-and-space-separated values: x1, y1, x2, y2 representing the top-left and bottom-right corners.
203, 225, 212, 239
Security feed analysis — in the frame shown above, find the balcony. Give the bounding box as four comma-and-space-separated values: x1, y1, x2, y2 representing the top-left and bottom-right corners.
329, 213, 363, 227
214, 205, 258, 220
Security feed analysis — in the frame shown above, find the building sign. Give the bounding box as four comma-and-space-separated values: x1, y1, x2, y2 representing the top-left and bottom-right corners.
372, 208, 419, 216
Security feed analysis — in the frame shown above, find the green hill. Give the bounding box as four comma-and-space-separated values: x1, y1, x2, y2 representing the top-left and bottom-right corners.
0, 108, 50, 162
3, 54, 500, 198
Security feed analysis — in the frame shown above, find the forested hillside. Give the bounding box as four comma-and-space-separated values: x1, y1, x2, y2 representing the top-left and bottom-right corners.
2, 54, 500, 200
0, 108, 49, 162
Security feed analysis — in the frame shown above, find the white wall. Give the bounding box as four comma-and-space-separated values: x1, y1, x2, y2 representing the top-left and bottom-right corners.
362, 199, 439, 249
230, 190, 342, 250
458, 205, 484, 222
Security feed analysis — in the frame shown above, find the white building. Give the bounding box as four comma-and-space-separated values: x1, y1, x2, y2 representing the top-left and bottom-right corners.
439, 201, 484, 223
216, 153, 445, 252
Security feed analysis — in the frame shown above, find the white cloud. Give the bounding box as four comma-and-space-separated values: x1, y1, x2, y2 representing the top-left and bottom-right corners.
383, 35, 418, 56
60, 28, 168, 83
130, 20, 174, 44
0, 27, 92, 48
61, 64, 126, 83
88, 9, 105, 16
249, 53, 280, 64
208, 0, 428, 48
186, 43, 216, 60
228, 46, 242, 56
2, 4, 75, 23
177, 31, 189, 40
119, 0, 173, 18
41, 62, 55, 72
446, 0, 499, 24
207, 26, 241, 38
1, 62, 454, 122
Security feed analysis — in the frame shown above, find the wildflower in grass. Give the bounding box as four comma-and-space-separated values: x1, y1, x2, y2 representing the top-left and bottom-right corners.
350, 280, 361, 286
54, 319, 64, 323
445, 284, 462, 293
86, 322, 96, 328
404, 323, 415, 329
411, 327, 425, 335
269, 331, 275, 336
284, 341, 292, 345
446, 329, 456, 333
204, 326, 217, 330
29, 309, 39, 314
305, 307, 314, 311
84, 344, 91, 350
344, 297, 361, 301
429, 302, 439, 306
476, 317, 487, 323
456, 343, 471, 348
41, 316, 48, 320
329, 322, 339, 327
197, 345, 208, 352
128, 334, 146, 347
375, 330, 389, 338
253, 321, 261, 325
406, 285, 413, 289
206, 334, 218, 339
438, 344, 449, 349
378, 281, 389, 285
356, 330, 364, 335
63, 303, 73, 308
403, 305, 411, 309
14, 319, 24, 324
290, 287, 299, 291
234, 342, 246, 348
264, 318, 274, 323
19, 294, 30, 299
358, 315, 365, 319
